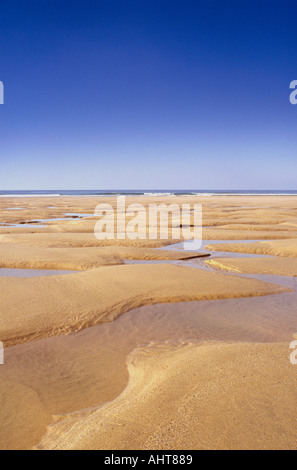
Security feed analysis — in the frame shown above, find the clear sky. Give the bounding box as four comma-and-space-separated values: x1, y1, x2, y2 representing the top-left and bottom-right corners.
0, 0, 296, 190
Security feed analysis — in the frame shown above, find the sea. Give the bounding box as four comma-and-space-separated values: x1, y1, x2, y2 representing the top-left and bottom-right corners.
0, 190, 296, 197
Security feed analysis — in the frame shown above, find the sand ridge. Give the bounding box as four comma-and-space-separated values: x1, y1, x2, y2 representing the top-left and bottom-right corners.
206, 256, 297, 277
0, 244, 208, 271
206, 239, 297, 257
1, 263, 289, 347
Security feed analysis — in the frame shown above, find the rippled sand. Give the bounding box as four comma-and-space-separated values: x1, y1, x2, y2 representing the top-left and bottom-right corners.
0, 195, 297, 450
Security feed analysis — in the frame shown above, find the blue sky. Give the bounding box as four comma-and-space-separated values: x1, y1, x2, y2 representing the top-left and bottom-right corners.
0, 0, 296, 190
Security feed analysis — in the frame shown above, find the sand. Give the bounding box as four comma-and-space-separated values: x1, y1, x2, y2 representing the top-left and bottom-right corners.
0, 195, 297, 450
206, 239, 297, 257
34, 341, 297, 451
1, 264, 287, 347
0, 244, 208, 271
206, 256, 297, 277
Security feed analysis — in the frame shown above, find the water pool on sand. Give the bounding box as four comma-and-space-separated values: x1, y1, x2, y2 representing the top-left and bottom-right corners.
0, 269, 77, 278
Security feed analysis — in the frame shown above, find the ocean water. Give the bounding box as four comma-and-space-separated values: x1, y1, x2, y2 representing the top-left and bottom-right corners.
0, 190, 297, 197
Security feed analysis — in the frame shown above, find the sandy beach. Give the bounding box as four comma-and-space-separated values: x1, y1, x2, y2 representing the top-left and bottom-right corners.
0, 195, 297, 450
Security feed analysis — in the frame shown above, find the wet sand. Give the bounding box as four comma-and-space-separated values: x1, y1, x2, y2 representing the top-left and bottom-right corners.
206, 256, 297, 277
35, 341, 297, 451
0, 195, 297, 450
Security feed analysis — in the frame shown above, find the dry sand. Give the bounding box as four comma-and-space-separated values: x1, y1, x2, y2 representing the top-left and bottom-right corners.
0, 195, 297, 450
206, 238, 297, 257
0, 244, 208, 271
